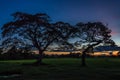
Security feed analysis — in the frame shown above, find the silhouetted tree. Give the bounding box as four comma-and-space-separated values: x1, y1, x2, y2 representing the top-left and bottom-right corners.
1, 12, 74, 65
75, 22, 114, 66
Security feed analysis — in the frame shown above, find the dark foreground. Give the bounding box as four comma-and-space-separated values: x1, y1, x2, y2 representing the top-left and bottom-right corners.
0, 58, 120, 80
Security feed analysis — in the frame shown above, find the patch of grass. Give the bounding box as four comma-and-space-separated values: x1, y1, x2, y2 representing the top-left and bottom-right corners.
0, 58, 120, 80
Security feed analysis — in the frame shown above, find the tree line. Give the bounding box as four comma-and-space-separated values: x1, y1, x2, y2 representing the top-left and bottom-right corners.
0, 12, 115, 66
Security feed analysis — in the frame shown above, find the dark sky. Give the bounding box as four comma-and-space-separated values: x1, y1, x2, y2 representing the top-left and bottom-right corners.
0, 0, 120, 45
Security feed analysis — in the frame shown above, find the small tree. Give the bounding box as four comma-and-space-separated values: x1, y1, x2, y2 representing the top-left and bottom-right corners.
75, 22, 114, 66
1, 12, 74, 65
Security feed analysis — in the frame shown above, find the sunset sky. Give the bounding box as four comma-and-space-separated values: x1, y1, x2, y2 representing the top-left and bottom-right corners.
0, 0, 120, 45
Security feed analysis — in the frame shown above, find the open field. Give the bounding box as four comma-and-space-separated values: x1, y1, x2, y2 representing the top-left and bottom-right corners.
0, 58, 120, 80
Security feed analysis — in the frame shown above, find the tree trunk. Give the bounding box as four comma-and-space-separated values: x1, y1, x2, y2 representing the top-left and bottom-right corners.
81, 52, 86, 66
34, 50, 44, 65
81, 41, 102, 67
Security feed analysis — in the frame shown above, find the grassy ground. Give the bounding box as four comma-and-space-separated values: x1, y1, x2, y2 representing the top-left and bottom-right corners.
0, 58, 120, 80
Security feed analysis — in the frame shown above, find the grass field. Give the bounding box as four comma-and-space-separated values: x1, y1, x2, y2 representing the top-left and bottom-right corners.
0, 58, 120, 80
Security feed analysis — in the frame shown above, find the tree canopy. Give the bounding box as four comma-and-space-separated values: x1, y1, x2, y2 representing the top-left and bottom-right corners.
75, 22, 114, 66
1, 12, 75, 64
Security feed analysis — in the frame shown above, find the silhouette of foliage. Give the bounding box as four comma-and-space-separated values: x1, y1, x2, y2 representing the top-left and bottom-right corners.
1, 12, 74, 65
75, 22, 114, 66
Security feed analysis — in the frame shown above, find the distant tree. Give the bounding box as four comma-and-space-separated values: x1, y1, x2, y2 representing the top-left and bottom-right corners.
1, 12, 74, 65
75, 22, 114, 66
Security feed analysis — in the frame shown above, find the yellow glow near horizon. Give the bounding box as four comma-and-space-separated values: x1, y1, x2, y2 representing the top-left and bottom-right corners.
33, 50, 119, 56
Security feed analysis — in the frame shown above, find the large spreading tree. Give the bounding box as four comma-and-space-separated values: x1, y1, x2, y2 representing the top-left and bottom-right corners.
1, 12, 74, 65
75, 22, 114, 66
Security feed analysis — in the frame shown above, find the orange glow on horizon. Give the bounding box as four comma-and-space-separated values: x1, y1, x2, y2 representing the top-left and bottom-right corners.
32, 50, 119, 56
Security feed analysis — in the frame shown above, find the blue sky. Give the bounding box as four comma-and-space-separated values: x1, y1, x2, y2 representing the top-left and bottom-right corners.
0, 0, 120, 45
